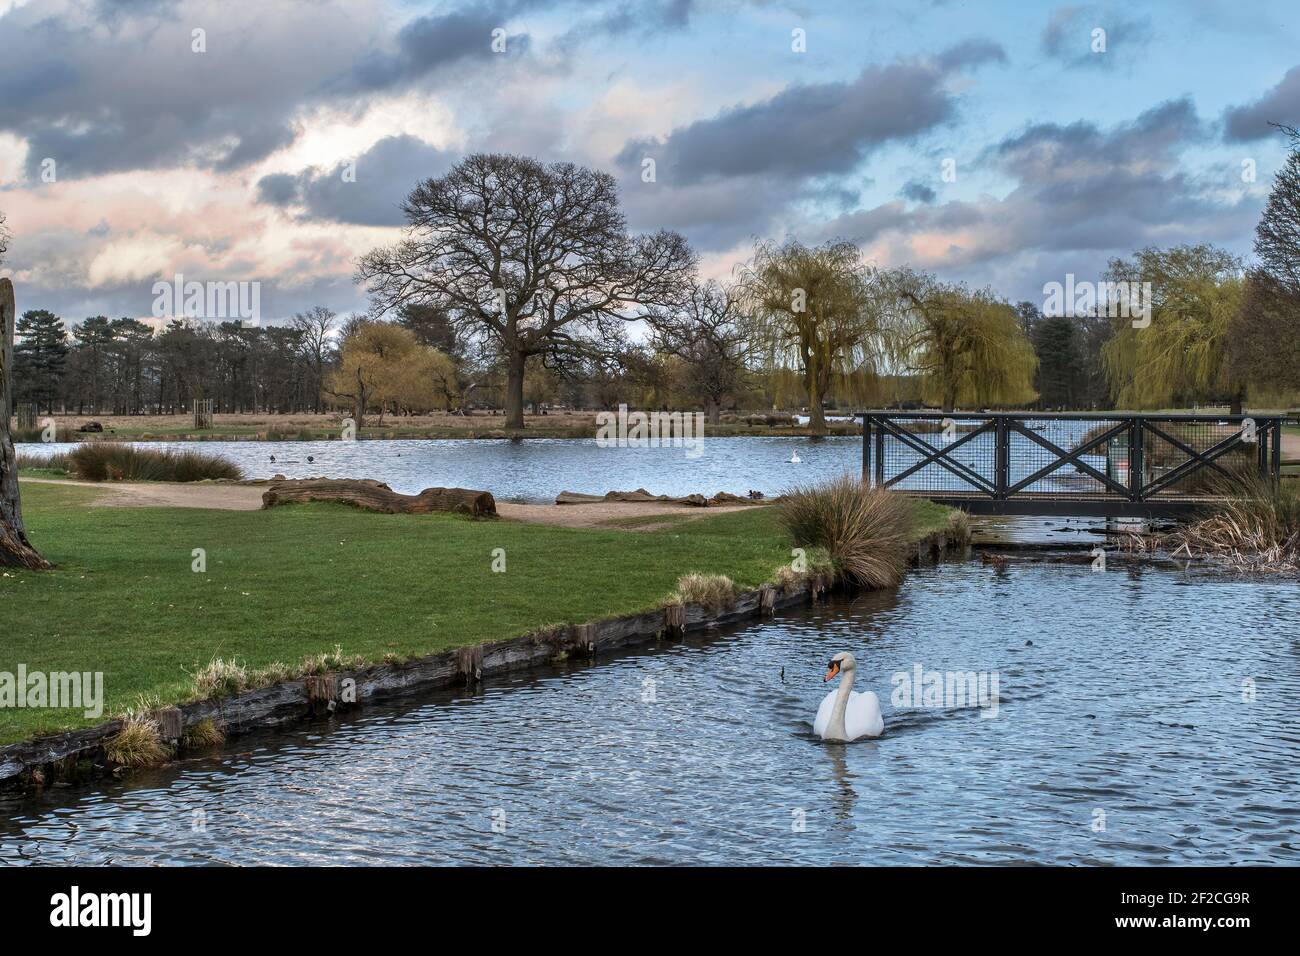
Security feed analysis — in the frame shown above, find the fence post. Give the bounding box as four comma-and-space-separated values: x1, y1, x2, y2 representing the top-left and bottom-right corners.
861, 415, 871, 485
1271, 418, 1282, 494
994, 416, 1008, 499
874, 419, 885, 487
1129, 417, 1144, 501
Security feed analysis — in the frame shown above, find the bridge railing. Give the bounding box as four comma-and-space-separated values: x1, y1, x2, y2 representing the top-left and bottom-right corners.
858, 411, 1286, 517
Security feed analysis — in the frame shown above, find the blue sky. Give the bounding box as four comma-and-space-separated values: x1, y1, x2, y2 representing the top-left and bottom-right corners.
0, 0, 1297, 321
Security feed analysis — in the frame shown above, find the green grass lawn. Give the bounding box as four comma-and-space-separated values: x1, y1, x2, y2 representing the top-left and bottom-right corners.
2, 483, 949, 744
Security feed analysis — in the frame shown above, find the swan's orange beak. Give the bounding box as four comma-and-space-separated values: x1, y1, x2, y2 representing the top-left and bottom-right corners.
824, 661, 840, 682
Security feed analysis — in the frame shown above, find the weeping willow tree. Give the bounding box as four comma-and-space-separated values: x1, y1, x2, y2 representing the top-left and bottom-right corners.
1101, 244, 1245, 412
736, 239, 890, 435
887, 269, 1037, 412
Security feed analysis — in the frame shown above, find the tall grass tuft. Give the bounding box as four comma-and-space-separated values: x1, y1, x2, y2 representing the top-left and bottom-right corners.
105, 715, 170, 769
181, 718, 226, 750
945, 508, 972, 546
778, 475, 914, 588
1165, 476, 1300, 573
64, 443, 243, 482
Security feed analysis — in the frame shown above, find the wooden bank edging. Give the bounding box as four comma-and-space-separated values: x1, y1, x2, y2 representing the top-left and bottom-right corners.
0, 530, 964, 788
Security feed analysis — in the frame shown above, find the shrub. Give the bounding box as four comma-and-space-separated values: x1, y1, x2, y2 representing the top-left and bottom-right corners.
65, 443, 242, 482
670, 573, 737, 612
778, 475, 913, 588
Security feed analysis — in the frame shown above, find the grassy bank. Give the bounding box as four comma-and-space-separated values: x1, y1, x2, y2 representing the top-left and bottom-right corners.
1, 481, 949, 745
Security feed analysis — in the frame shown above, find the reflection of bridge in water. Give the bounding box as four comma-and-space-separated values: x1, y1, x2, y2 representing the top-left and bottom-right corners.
858, 411, 1287, 518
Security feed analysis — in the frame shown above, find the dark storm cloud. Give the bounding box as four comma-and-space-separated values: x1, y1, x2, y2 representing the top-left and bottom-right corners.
257, 135, 457, 226
342, 7, 529, 93
614, 41, 1004, 248
1041, 5, 1151, 68
621, 60, 960, 184
1222, 66, 1300, 141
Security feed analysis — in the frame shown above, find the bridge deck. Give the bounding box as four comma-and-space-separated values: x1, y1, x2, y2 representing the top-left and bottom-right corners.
901, 490, 1220, 518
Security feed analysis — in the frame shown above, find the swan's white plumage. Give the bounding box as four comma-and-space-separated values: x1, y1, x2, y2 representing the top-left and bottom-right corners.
813, 687, 884, 741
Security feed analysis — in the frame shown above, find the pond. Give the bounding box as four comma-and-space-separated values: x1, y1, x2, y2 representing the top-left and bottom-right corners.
2, 555, 1295, 865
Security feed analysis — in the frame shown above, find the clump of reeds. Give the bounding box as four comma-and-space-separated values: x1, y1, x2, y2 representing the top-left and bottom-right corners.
15, 450, 71, 474
58, 443, 242, 482
105, 715, 170, 769
777, 475, 913, 588
1162, 476, 1300, 574
670, 573, 737, 612
181, 718, 226, 750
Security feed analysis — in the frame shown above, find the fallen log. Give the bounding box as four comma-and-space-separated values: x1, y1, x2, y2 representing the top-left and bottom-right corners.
262, 478, 496, 518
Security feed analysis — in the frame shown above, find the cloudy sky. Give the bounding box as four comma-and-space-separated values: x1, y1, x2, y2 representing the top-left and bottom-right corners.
1, 0, 1298, 324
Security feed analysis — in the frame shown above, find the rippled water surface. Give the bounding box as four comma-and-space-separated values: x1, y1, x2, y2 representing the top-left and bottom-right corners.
3, 558, 1296, 865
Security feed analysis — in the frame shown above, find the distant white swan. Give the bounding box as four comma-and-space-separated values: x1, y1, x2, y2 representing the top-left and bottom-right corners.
790, 451, 801, 463
814, 652, 884, 742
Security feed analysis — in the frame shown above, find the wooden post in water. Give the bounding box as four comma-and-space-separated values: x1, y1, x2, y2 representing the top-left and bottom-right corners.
0, 277, 51, 569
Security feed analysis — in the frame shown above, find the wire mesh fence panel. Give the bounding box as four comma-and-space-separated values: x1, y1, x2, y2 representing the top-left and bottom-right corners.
1141, 418, 1259, 498
1007, 417, 1124, 497
871, 415, 997, 493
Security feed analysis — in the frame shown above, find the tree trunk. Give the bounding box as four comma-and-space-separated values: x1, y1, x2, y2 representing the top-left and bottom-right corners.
807, 402, 827, 435
0, 278, 52, 570
504, 348, 527, 429
1230, 388, 1244, 416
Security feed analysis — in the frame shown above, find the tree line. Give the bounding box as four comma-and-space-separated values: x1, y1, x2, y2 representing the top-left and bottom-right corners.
2, 133, 1298, 433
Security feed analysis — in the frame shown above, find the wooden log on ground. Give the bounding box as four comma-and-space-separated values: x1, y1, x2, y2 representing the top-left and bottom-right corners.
0, 278, 51, 570
262, 478, 496, 518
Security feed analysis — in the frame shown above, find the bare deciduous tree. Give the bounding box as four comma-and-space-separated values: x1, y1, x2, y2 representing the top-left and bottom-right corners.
356, 153, 696, 429
646, 280, 753, 424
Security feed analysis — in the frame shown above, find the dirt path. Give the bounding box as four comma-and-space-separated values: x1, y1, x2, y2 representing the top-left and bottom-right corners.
21, 478, 763, 529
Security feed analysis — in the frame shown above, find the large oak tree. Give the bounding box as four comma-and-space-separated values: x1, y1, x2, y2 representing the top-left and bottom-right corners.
357, 154, 695, 429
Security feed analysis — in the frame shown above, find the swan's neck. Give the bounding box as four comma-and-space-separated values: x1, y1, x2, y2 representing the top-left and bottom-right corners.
828, 668, 855, 740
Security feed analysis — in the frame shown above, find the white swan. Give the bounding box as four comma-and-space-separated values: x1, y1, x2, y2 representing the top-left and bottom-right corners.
790, 451, 801, 464
813, 652, 884, 742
